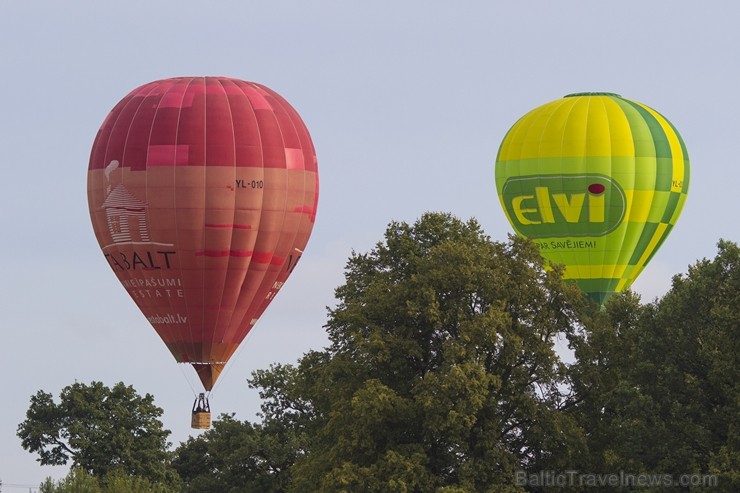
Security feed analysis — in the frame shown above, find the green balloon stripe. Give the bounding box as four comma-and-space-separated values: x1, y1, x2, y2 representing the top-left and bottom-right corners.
661, 192, 683, 223
577, 278, 621, 305
655, 159, 675, 192
612, 97, 658, 160
616, 98, 673, 159
653, 104, 691, 164
627, 222, 660, 265
670, 193, 689, 225
640, 223, 674, 268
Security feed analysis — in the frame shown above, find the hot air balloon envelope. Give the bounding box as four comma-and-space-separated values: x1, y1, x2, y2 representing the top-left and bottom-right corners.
495, 92, 689, 304
87, 77, 319, 390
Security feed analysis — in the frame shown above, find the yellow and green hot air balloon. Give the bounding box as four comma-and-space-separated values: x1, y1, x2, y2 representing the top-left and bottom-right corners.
495, 92, 689, 305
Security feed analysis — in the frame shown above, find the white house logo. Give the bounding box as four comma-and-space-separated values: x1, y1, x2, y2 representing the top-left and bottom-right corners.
100, 160, 152, 244
102, 184, 151, 244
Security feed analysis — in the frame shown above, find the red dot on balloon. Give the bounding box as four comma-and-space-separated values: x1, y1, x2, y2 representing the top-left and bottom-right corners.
588, 183, 606, 194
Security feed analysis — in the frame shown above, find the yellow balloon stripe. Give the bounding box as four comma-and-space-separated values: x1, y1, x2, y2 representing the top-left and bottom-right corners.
615, 278, 629, 292
631, 223, 671, 279
499, 95, 642, 160
599, 97, 635, 157
564, 263, 630, 280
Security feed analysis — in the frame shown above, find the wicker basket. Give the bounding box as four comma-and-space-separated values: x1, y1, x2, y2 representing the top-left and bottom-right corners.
191, 411, 211, 429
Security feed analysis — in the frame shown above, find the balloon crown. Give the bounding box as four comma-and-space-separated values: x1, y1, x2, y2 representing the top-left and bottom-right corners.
564, 92, 622, 98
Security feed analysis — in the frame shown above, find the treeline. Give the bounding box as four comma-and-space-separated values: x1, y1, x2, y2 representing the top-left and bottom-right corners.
21, 213, 739, 492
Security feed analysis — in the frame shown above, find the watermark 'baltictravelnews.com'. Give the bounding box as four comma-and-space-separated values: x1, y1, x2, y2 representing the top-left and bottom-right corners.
516, 470, 719, 488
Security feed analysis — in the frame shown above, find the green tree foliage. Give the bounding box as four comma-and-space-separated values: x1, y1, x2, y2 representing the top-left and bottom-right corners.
173, 412, 300, 493
17, 381, 178, 485
39, 468, 100, 493
38, 213, 736, 493
38, 468, 178, 493
246, 213, 588, 492
569, 240, 740, 492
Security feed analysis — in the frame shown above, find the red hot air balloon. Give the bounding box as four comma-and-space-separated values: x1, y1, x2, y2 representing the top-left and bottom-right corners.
87, 77, 319, 411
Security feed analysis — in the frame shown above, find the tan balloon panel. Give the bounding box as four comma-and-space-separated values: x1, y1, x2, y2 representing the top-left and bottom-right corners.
87, 77, 319, 391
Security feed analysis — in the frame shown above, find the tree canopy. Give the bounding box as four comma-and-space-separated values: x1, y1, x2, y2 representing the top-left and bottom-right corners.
22, 213, 739, 492
172, 213, 739, 492
18, 381, 177, 486
174, 212, 590, 492
38, 468, 177, 493
285, 213, 588, 492
568, 240, 740, 491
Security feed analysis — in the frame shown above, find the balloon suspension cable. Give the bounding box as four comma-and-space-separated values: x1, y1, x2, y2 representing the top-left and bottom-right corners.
207, 316, 263, 400
178, 361, 200, 397
192, 392, 211, 413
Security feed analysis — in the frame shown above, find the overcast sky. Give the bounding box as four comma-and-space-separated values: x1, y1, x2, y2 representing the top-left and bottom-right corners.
1, 1, 737, 488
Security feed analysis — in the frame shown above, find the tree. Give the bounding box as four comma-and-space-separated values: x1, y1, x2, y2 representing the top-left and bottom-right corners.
18, 381, 178, 485
245, 212, 589, 492
172, 412, 300, 493
568, 240, 740, 492
38, 468, 178, 493
39, 468, 100, 493
165, 214, 738, 491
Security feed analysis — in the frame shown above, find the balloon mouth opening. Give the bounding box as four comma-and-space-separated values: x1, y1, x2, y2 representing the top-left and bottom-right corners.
564, 92, 622, 98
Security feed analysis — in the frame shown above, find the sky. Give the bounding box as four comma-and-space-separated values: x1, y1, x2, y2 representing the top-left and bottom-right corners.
1, 0, 738, 488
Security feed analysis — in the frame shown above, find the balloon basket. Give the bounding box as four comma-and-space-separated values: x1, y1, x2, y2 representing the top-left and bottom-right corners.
191, 411, 211, 429
191, 393, 211, 429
